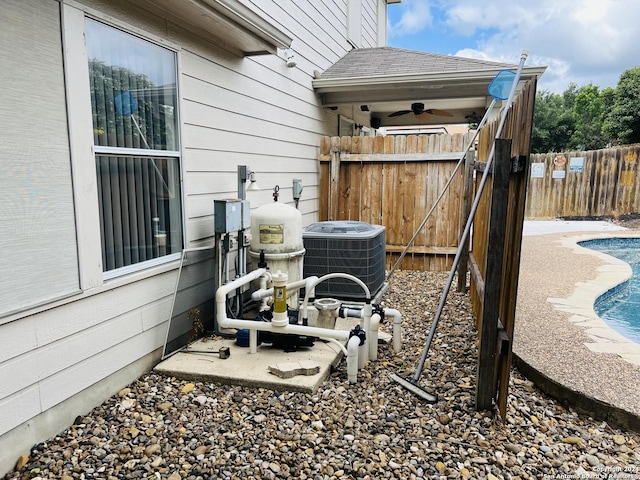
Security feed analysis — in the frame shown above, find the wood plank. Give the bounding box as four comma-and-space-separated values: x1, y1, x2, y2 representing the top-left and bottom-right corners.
383, 163, 402, 248
338, 158, 350, 219
320, 152, 466, 162
329, 144, 340, 220
385, 245, 458, 255
369, 163, 384, 226
476, 138, 512, 411
319, 161, 329, 220
468, 252, 484, 300
457, 150, 475, 292
402, 161, 418, 247
348, 162, 363, 221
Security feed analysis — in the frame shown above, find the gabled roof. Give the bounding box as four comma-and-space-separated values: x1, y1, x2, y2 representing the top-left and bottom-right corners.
313, 47, 546, 127
319, 47, 515, 80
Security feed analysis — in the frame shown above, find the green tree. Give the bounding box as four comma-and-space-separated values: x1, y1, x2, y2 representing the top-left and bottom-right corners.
531, 88, 575, 153
89, 59, 174, 150
603, 66, 640, 145
569, 84, 607, 150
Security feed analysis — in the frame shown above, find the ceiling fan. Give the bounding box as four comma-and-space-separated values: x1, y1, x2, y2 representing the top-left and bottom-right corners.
388, 102, 453, 119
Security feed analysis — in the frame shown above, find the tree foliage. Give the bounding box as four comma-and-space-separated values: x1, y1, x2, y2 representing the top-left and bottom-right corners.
89, 59, 176, 150
602, 66, 640, 145
531, 88, 575, 153
531, 66, 640, 153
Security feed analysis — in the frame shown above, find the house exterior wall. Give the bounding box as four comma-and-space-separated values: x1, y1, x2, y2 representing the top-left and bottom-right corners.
0, 0, 387, 474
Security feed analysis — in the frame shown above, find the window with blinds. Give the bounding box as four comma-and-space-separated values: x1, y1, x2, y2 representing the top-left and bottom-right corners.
85, 19, 183, 274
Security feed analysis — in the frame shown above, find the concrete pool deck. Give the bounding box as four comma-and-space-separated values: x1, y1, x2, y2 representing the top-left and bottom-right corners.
514, 220, 640, 431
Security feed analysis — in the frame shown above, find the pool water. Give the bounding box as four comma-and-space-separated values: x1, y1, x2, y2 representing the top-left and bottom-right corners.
579, 238, 640, 345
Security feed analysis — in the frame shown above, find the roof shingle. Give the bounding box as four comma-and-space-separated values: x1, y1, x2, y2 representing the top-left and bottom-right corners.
320, 46, 516, 79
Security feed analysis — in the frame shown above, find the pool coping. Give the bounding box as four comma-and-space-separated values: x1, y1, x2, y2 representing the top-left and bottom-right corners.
513, 227, 640, 433
549, 232, 640, 366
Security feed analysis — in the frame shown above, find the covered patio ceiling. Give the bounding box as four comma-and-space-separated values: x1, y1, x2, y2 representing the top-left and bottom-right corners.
312, 47, 546, 128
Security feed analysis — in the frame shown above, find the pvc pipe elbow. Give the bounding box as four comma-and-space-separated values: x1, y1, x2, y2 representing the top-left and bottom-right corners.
383, 308, 403, 353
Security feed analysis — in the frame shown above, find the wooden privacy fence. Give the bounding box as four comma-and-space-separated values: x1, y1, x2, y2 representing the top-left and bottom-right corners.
525, 144, 640, 218
470, 78, 536, 414
317, 76, 537, 416
317, 132, 475, 271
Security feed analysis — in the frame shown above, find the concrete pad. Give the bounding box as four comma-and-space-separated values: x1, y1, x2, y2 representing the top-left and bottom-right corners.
154, 318, 361, 393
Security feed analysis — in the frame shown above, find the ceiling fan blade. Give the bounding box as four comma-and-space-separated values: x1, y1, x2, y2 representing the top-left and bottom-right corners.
414, 112, 431, 121
425, 109, 453, 117
388, 110, 412, 118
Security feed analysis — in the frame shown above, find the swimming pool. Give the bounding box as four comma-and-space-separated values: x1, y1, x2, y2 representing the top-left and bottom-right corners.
579, 237, 640, 345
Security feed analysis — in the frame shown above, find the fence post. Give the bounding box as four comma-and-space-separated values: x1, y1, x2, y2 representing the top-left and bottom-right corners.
457, 149, 475, 292
476, 138, 512, 411
329, 138, 341, 221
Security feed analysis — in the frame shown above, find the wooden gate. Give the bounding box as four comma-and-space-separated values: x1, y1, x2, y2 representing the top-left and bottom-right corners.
470, 78, 537, 414
317, 133, 474, 271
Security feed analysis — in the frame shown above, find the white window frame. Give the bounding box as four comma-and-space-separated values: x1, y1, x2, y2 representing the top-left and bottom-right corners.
62, 3, 185, 289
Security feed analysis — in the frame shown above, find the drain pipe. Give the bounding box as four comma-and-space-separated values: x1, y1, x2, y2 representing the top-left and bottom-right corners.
347, 334, 362, 383
216, 269, 365, 382
385, 308, 403, 354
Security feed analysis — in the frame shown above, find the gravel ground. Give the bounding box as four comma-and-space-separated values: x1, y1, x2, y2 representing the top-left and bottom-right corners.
4, 270, 639, 480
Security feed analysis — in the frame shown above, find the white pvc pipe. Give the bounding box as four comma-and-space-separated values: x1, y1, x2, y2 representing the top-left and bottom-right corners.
357, 337, 367, 370
384, 308, 403, 354
300, 273, 371, 321
339, 307, 403, 355
299, 272, 372, 363
216, 269, 363, 380
250, 276, 318, 302
325, 337, 348, 356
347, 335, 361, 383
362, 303, 372, 365
369, 313, 381, 361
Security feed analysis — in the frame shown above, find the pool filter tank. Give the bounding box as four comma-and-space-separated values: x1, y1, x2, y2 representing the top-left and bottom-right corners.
249, 195, 305, 307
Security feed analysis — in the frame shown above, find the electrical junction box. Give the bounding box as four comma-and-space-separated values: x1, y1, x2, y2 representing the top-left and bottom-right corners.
214, 199, 250, 233
302, 221, 386, 301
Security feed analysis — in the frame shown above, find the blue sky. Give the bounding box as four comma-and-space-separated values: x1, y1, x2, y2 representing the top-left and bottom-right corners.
387, 0, 640, 94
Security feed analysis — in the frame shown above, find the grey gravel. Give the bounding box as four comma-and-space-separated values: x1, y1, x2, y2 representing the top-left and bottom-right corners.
4, 270, 639, 479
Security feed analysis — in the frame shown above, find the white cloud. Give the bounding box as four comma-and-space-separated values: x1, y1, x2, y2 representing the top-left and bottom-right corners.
389, 0, 433, 37
390, 0, 640, 93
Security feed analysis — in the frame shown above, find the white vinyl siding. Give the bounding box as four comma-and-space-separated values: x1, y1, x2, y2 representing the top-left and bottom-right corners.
347, 0, 363, 47
377, 0, 388, 46
0, 0, 388, 475
0, 0, 80, 317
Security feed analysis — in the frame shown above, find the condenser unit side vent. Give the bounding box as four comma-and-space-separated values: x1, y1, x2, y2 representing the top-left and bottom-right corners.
302, 221, 386, 301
